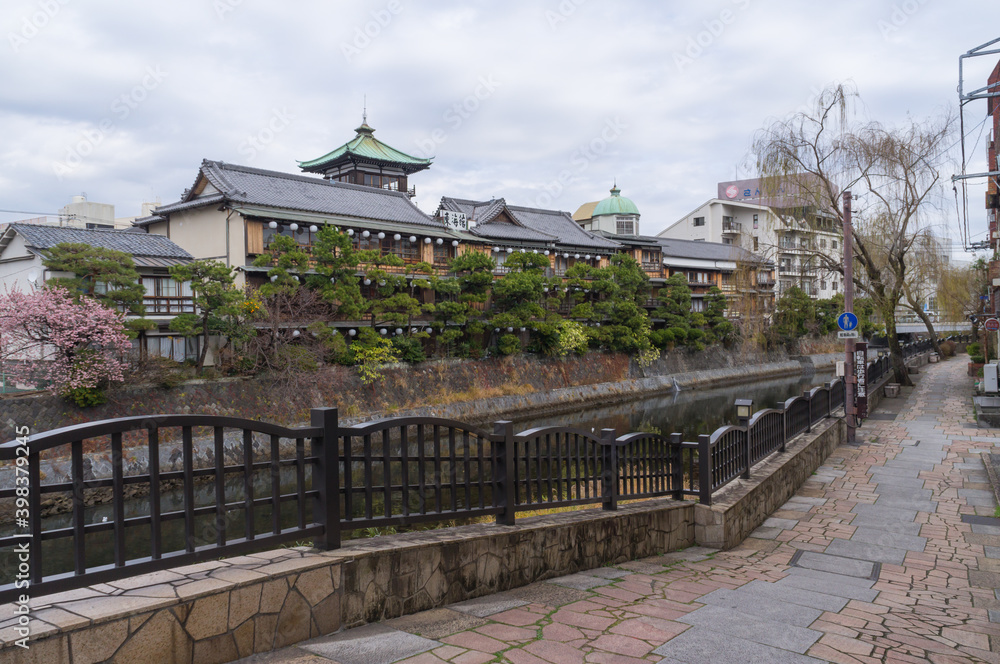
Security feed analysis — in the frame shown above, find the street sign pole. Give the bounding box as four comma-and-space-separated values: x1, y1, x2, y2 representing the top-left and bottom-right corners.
843, 191, 856, 443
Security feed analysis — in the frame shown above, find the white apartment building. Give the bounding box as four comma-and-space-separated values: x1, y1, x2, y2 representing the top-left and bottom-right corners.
658, 178, 845, 300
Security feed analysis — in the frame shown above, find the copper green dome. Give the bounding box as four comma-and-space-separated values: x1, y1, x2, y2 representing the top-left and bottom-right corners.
592, 184, 639, 217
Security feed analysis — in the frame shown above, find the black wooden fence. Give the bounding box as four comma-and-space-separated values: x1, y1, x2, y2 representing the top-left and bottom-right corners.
0, 343, 938, 604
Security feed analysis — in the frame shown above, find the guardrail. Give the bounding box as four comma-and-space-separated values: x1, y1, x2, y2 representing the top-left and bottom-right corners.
0, 376, 855, 603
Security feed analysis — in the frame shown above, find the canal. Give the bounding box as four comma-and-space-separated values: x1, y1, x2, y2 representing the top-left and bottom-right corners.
0, 369, 833, 584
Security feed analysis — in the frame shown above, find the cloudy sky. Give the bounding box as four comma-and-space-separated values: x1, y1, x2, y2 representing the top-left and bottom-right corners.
1, 0, 997, 253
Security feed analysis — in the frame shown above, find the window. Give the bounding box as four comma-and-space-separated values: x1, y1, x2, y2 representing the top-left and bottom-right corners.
753, 237, 759, 251
616, 216, 636, 235
433, 242, 455, 265
641, 249, 660, 266
383, 237, 419, 263
693, 216, 705, 227
832, 280, 838, 291
820, 239, 826, 249
722, 238, 733, 245
142, 276, 194, 315
832, 240, 838, 249
821, 281, 827, 290
555, 254, 568, 275
752, 214, 758, 229
691, 299, 705, 312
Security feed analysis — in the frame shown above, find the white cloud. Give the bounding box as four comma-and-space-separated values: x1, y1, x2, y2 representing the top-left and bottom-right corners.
0, 0, 994, 252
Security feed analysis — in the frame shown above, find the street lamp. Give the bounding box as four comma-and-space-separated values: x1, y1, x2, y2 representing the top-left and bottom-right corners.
735, 399, 753, 427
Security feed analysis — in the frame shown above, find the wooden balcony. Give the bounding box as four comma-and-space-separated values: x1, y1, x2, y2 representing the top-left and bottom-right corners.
144, 297, 195, 315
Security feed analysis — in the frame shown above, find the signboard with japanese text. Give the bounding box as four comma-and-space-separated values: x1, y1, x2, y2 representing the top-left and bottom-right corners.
855, 342, 868, 419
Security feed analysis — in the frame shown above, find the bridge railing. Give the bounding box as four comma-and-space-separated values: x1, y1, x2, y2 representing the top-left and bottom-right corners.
0, 377, 847, 602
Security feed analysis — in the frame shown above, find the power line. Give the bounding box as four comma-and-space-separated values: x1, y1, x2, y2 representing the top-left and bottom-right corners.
0, 208, 60, 216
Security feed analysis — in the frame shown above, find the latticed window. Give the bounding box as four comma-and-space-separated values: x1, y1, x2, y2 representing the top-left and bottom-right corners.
382, 238, 419, 263
433, 243, 455, 265
616, 216, 636, 235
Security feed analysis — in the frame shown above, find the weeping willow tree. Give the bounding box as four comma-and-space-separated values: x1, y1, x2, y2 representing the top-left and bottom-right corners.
752, 83, 953, 385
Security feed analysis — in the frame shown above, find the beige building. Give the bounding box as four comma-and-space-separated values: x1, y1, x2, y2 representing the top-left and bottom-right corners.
659, 178, 844, 300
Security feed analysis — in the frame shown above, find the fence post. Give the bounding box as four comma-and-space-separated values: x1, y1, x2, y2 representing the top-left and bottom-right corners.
741, 426, 751, 480
803, 390, 812, 433
670, 433, 684, 500
600, 429, 618, 511
697, 433, 712, 506
310, 408, 341, 551
776, 402, 787, 453
826, 381, 833, 418
493, 420, 516, 526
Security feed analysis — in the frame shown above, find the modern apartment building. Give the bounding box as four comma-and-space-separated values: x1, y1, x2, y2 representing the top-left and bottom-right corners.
658, 178, 844, 300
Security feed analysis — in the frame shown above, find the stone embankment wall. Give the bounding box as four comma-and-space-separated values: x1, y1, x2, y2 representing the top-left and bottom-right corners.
1, 347, 835, 443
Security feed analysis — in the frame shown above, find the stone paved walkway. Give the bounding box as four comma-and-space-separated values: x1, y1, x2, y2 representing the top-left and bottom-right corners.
240, 358, 1000, 664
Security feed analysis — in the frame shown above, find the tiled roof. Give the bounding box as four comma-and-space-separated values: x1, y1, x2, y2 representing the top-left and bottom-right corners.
655, 236, 770, 265
298, 123, 432, 174
506, 205, 620, 250
149, 160, 441, 228
471, 222, 558, 243
9, 224, 192, 259
439, 197, 621, 251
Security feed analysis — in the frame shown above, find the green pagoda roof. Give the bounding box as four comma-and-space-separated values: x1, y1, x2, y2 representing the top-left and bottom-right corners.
592, 184, 640, 217
298, 122, 432, 175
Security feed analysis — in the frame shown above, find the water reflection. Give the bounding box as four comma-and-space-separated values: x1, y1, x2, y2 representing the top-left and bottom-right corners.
503, 371, 834, 440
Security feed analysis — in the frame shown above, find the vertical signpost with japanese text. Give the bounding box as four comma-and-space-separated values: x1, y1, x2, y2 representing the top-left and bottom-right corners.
855, 342, 868, 420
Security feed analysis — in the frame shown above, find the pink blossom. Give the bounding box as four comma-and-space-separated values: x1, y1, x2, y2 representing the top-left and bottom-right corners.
0, 286, 131, 393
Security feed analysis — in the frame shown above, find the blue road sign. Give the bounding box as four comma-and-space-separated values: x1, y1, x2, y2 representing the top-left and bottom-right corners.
838, 312, 859, 332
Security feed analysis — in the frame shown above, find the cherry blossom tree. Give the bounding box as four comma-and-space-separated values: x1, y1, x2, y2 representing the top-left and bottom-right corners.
0, 286, 131, 397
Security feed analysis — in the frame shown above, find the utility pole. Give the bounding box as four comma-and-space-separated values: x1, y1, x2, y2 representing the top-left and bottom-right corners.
844, 190, 856, 443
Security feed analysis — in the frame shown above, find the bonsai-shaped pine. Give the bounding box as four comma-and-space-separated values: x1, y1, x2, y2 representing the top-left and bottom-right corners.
168, 260, 243, 372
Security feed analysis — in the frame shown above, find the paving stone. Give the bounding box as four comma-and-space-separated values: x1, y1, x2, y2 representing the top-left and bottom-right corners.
652, 626, 827, 663
849, 503, 918, 523
545, 573, 614, 590
972, 523, 1000, 535
302, 623, 439, 664
869, 487, 933, 501
849, 526, 926, 552
774, 575, 879, 602
385, 608, 489, 639
658, 547, 717, 563
505, 582, 592, 607
792, 551, 877, 579
782, 497, 828, 507
750, 526, 782, 540
737, 580, 849, 612
848, 515, 922, 534
676, 604, 822, 653
697, 588, 823, 627
955, 462, 986, 470
990, 610, 1000, 623
866, 466, 919, 478
449, 595, 529, 618
872, 496, 938, 513
579, 567, 632, 579
825, 538, 907, 565
872, 476, 927, 490
784, 567, 876, 588
763, 517, 799, 529
984, 546, 1000, 558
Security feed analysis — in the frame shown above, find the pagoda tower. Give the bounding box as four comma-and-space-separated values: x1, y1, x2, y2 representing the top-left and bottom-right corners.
297, 118, 432, 198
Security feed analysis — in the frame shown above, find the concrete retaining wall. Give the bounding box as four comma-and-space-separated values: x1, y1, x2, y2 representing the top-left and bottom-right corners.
694, 415, 846, 549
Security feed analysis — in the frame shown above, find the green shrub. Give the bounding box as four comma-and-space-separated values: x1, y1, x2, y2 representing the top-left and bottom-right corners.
938, 340, 956, 357
497, 334, 522, 356
391, 336, 426, 363
63, 386, 107, 408
967, 342, 981, 356
971, 354, 985, 365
